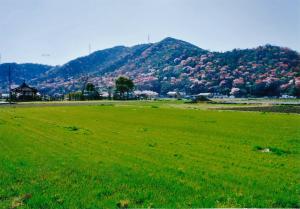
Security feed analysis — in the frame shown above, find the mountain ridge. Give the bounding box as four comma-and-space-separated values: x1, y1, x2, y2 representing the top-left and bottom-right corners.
0, 37, 299, 96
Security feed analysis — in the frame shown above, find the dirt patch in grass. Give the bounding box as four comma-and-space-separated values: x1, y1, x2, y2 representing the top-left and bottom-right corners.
116, 200, 130, 209
97, 103, 115, 107
219, 105, 300, 114
64, 126, 92, 135
11, 193, 32, 209
148, 143, 157, 148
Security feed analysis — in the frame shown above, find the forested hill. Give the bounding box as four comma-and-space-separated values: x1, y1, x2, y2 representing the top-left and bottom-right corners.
0, 63, 52, 85
0, 37, 299, 96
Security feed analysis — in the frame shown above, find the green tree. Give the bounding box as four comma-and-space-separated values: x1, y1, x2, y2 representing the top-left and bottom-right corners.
86, 83, 95, 92
68, 92, 83, 101
115, 76, 134, 99
107, 86, 113, 100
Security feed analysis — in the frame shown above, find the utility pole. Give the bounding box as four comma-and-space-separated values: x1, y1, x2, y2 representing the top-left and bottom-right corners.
8, 65, 12, 104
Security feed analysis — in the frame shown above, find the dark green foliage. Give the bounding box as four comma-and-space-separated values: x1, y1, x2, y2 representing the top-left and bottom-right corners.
269, 147, 291, 156
84, 83, 100, 100
115, 76, 134, 99
68, 85, 101, 100
67, 92, 83, 101
65, 126, 80, 131
86, 83, 95, 92
253, 145, 264, 151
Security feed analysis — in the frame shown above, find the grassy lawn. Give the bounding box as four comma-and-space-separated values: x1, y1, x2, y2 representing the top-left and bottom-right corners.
0, 101, 299, 208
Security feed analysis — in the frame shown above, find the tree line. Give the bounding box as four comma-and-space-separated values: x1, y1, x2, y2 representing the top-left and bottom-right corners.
67, 76, 135, 101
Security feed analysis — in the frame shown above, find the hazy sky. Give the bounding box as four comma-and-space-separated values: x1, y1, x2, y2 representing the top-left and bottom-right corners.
0, 0, 299, 65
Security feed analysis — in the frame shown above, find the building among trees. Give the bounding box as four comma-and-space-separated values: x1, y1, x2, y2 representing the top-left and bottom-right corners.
11, 82, 39, 101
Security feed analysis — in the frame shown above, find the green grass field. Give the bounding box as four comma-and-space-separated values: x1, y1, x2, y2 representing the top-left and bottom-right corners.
0, 101, 299, 208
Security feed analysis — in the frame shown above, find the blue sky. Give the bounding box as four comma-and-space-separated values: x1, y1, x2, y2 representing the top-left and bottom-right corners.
0, 0, 299, 65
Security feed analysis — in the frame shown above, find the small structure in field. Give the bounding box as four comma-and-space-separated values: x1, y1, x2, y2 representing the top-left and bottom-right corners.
134, 90, 159, 100
167, 91, 183, 99
11, 82, 39, 101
